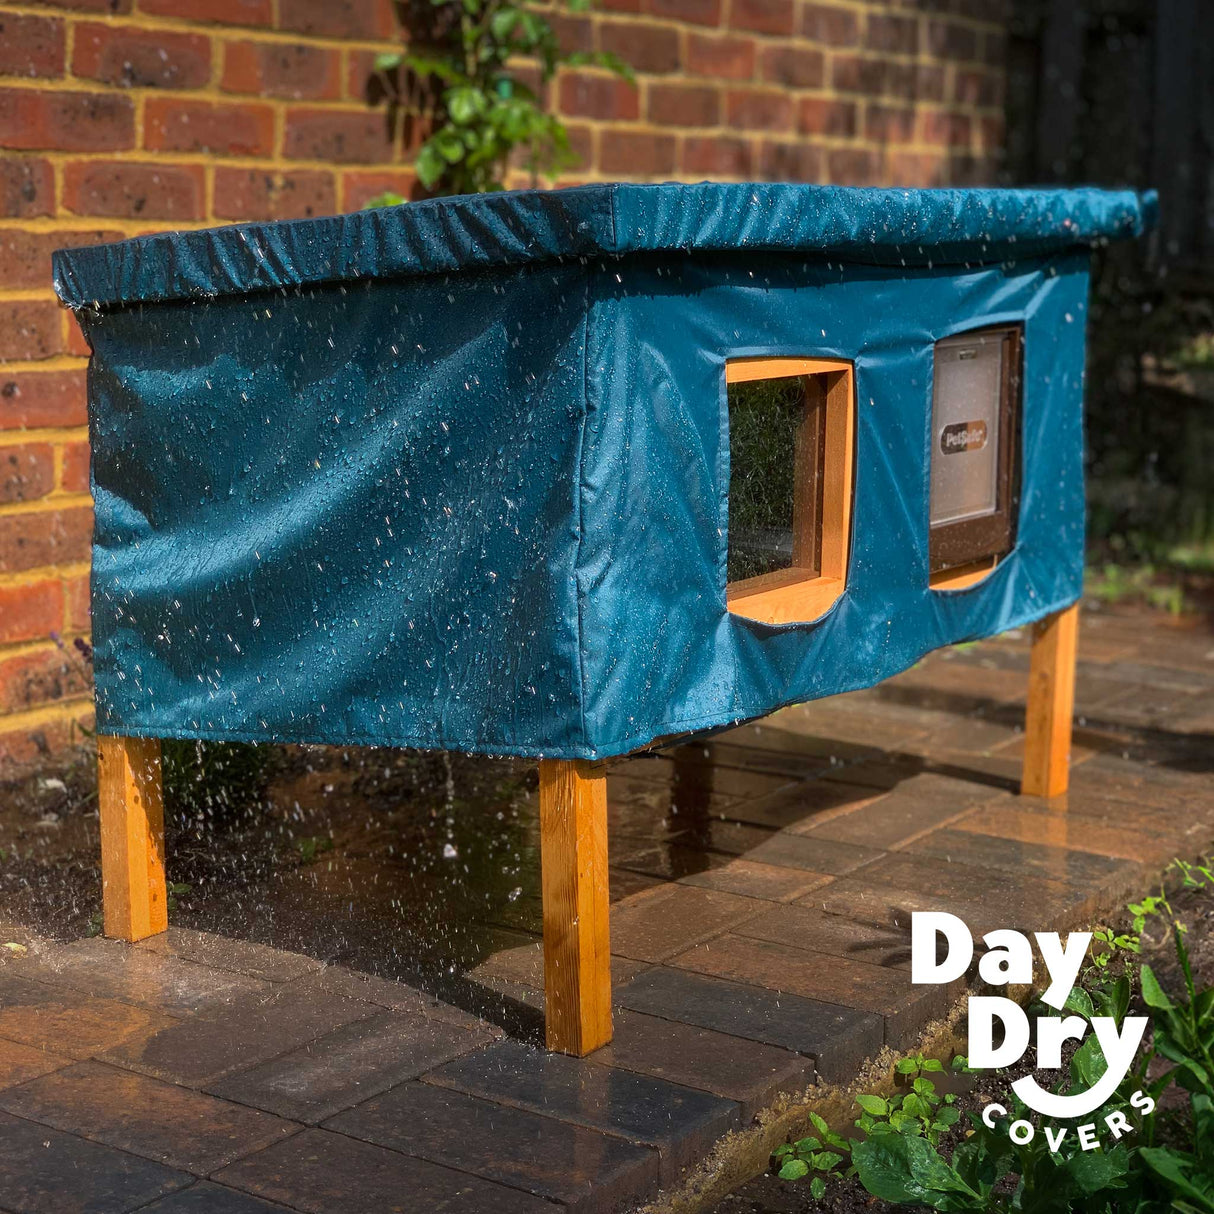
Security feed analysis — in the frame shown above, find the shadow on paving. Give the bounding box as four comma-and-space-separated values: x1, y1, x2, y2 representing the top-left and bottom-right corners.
0, 603, 1210, 1213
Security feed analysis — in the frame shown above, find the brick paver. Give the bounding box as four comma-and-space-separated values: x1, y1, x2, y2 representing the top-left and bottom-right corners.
0, 606, 1210, 1212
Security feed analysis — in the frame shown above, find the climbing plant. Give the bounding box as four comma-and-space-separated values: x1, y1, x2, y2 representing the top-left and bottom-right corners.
367, 0, 630, 199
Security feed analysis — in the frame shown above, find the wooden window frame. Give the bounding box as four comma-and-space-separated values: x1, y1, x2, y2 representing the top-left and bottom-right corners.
928, 325, 1023, 579
725, 357, 855, 626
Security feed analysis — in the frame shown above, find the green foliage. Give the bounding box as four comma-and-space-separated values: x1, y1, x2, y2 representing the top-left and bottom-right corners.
162, 738, 273, 824
773, 1111, 851, 1187
1139, 1094, 1214, 1213
295, 835, 334, 864
776, 857, 1214, 1212
369, 0, 631, 196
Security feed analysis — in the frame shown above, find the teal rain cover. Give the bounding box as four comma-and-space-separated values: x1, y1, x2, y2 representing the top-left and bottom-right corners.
54, 183, 1155, 759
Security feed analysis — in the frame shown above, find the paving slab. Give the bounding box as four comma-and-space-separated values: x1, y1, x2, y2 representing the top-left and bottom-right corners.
717, 777, 886, 831
606, 884, 764, 964
0, 1109, 191, 1214
670, 933, 948, 1048
0, 1060, 297, 1174
137, 927, 323, 984
327, 1080, 659, 1212
900, 826, 1143, 898
100, 985, 377, 1087
589, 1010, 813, 1119
951, 799, 1184, 862
137, 1183, 298, 1213
0, 1039, 68, 1092
208, 1009, 494, 1123
424, 1039, 740, 1182
215, 1128, 556, 1213
743, 832, 886, 873
26, 937, 271, 1017
733, 903, 913, 970
676, 858, 833, 901
0, 973, 176, 1060
613, 966, 881, 1083
806, 772, 1005, 848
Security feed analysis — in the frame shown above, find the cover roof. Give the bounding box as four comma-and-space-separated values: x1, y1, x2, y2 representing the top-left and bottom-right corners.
54, 181, 1157, 312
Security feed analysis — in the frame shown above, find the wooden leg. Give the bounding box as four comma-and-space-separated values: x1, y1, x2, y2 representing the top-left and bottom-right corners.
1021, 603, 1080, 798
98, 735, 168, 942
538, 758, 612, 1056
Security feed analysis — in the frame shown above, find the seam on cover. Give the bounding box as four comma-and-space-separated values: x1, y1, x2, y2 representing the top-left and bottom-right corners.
571, 268, 594, 755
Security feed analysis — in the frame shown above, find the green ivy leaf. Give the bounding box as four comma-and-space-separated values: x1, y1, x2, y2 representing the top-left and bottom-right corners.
856, 1095, 889, 1117
809, 1176, 826, 1201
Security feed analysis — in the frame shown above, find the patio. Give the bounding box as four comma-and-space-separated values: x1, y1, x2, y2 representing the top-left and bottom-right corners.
0, 601, 1211, 1214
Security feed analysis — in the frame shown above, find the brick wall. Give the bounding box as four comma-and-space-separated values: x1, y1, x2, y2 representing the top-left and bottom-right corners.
0, 0, 1008, 770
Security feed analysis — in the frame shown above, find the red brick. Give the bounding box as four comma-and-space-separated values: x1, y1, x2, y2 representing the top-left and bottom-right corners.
223, 40, 342, 100
682, 135, 752, 177
954, 68, 1002, 107
278, 0, 392, 39
926, 19, 979, 61
145, 99, 275, 157
0, 646, 90, 714
978, 114, 1004, 153
0, 302, 61, 362
645, 0, 721, 28
800, 3, 859, 45
341, 169, 417, 211
600, 0, 641, 13
558, 73, 639, 121
759, 46, 824, 88
64, 314, 90, 358
599, 130, 675, 176
0, 228, 120, 290
865, 12, 919, 54
0, 506, 92, 574
888, 150, 947, 188
600, 22, 681, 74
64, 573, 89, 631
0, 717, 81, 769
921, 109, 971, 147
0, 444, 54, 503
830, 53, 885, 95
0, 580, 64, 645
828, 146, 883, 185
0, 370, 87, 429
0, 14, 65, 79
728, 0, 792, 35
284, 110, 395, 164
61, 440, 90, 494
140, 0, 272, 24
214, 167, 338, 220
72, 23, 210, 89
550, 12, 593, 53
797, 96, 856, 136
725, 88, 792, 131
0, 158, 54, 217
758, 140, 822, 182
63, 161, 205, 220
685, 33, 754, 80
648, 83, 719, 127
0, 88, 133, 152
16, 0, 131, 11
893, 62, 945, 103
865, 103, 915, 142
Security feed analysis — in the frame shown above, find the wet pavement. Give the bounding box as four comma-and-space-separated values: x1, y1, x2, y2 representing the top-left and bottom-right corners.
0, 603, 1212, 1213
